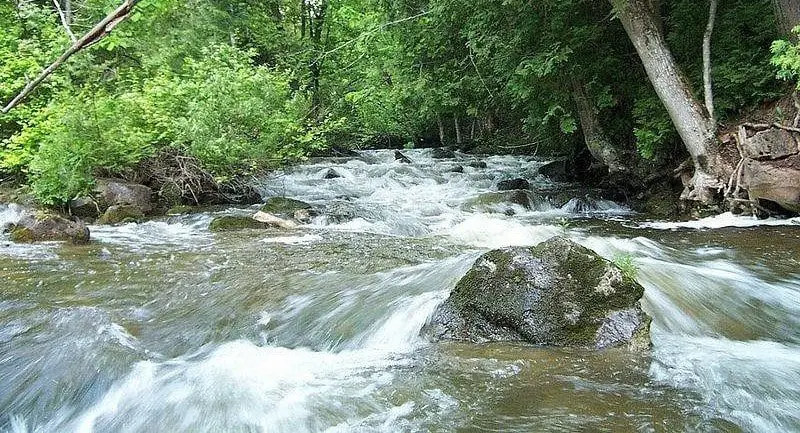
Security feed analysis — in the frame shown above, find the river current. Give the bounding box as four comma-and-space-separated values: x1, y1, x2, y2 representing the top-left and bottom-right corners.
1, 149, 799, 432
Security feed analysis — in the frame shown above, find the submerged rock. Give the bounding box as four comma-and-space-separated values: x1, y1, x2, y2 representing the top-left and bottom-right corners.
497, 178, 530, 191
395, 151, 412, 164
450, 165, 465, 173
97, 205, 145, 225
423, 237, 650, 350
261, 197, 314, 217
324, 200, 365, 224
468, 161, 487, 169
463, 190, 537, 212
7, 213, 90, 244
323, 168, 343, 179
208, 216, 270, 232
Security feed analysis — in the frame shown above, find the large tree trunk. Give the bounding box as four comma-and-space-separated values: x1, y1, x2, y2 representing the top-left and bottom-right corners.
571, 80, 623, 174
611, 0, 729, 202
772, 0, 800, 37
454, 116, 462, 145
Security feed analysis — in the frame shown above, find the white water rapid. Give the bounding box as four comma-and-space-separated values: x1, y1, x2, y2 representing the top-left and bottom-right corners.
1, 149, 799, 432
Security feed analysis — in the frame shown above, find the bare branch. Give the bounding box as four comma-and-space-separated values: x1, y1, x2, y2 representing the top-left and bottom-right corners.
52, 0, 77, 43
1, 0, 140, 114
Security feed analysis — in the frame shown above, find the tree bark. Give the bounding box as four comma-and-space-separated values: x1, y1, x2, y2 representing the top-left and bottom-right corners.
703, 0, 718, 127
611, 0, 729, 202
454, 116, 462, 145
571, 80, 623, 174
772, 0, 800, 37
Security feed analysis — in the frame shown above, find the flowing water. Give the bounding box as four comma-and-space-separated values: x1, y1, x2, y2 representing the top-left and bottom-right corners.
1, 149, 800, 432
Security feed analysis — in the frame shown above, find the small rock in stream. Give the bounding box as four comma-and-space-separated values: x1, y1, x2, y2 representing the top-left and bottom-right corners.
394, 151, 412, 164
497, 178, 530, 191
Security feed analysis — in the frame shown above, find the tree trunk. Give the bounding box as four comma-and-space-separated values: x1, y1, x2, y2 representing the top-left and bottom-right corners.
454, 116, 462, 145
703, 0, 718, 127
772, 0, 800, 37
300, 0, 306, 38
437, 115, 446, 145
571, 80, 623, 174
611, 0, 729, 202
308, 0, 327, 121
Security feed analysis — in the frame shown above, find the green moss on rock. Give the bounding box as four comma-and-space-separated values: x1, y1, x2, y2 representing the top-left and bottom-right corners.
6, 213, 90, 244
208, 216, 269, 232
423, 236, 650, 350
98, 205, 145, 225
260, 197, 313, 216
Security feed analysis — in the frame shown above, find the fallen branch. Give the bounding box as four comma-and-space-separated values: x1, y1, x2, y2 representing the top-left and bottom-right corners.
742, 122, 800, 134
1, 0, 140, 114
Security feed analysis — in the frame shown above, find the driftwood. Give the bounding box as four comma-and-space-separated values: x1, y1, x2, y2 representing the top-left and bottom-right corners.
742, 122, 800, 134
1, 0, 140, 114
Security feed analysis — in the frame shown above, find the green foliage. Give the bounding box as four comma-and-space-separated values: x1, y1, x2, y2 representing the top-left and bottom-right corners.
612, 254, 638, 281
172, 45, 309, 174
25, 92, 156, 205
771, 27, 800, 88
0, 0, 790, 205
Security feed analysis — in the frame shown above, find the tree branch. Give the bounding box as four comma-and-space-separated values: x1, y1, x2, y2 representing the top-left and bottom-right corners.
52, 0, 77, 43
1, 0, 140, 114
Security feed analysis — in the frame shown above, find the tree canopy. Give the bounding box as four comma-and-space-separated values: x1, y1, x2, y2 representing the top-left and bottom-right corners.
0, 0, 793, 205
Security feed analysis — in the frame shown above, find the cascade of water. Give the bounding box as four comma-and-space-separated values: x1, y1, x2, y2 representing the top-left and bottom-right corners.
2, 149, 799, 432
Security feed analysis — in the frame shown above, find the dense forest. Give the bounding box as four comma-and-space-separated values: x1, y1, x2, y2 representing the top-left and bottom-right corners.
2, 0, 800, 212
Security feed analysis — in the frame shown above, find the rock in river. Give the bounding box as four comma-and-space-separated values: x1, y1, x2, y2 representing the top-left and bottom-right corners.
423, 237, 650, 350
6, 213, 90, 244
261, 197, 315, 217
497, 178, 530, 191
94, 178, 153, 215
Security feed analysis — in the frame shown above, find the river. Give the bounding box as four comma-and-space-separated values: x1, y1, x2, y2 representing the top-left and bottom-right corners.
1, 149, 799, 432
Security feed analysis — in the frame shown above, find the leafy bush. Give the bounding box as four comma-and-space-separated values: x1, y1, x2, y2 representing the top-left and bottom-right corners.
25, 92, 156, 205
772, 28, 800, 88
170, 45, 311, 176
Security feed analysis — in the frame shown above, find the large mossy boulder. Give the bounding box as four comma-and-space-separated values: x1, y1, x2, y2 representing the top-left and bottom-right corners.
424, 237, 650, 350
7, 213, 90, 244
